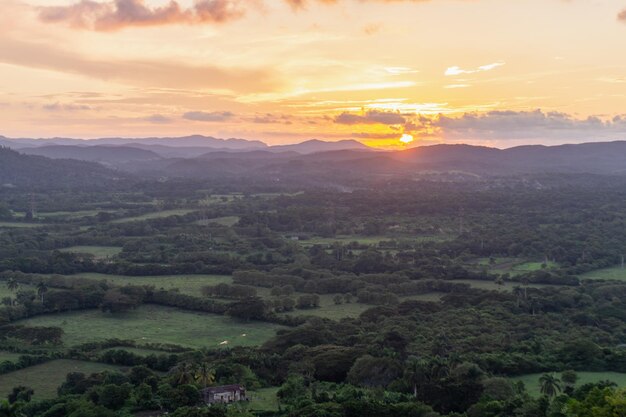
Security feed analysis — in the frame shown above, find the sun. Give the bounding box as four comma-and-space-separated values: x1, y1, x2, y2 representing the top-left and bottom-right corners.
400, 134, 414, 144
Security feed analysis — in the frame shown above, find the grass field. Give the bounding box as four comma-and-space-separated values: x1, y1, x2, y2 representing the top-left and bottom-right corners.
0, 221, 44, 228
70, 273, 232, 296
101, 346, 180, 356
36, 210, 116, 219
282, 293, 443, 320
196, 216, 240, 227
0, 351, 24, 363
0, 360, 124, 399
58, 246, 122, 258
0, 282, 35, 299
14, 305, 283, 349
451, 279, 559, 292
511, 372, 626, 397
247, 387, 279, 411
581, 266, 626, 281
298, 235, 442, 248
469, 258, 558, 276
512, 261, 559, 272
111, 209, 197, 223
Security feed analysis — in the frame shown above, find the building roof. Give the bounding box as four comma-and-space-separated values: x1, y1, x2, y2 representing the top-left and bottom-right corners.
202, 384, 245, 394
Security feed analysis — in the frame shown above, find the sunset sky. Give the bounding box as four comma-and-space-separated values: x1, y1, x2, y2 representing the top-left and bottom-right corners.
1, 0, 626, 148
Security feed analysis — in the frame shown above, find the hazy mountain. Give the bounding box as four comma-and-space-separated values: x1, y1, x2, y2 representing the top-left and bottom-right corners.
0, 135, 267, 150
20, 145, 161, 167
268, 139, 371, 154
0, 147, 121, 189
4, 138, 626, 188
128, 141, 626, 181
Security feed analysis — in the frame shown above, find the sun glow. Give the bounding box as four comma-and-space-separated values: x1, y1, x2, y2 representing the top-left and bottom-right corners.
400, 134, 414, 144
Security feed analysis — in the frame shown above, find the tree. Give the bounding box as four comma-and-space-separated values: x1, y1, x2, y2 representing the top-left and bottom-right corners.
172, 362, 195, 385
0, 399, 24, 417
539, 373, 561, 398
5, 278, 18, 298
404, 356, 428, 397
195, 362, 215, 389
7, 386, 33, 404
36, 281, 48, 304
561, 369, 578, 388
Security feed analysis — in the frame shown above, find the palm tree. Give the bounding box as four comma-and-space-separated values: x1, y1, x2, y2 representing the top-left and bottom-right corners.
171, 362, 195, 385
36, 282, 48, 304
404, 356, 428, 398
194, 362, 215, 388
5, 278, 18, 306
539, 373, 562, 398
5, 278, 18, 293
512, 286, 524, 308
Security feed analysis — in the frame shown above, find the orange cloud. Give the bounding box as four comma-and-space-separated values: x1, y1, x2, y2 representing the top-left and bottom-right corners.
38, 0, 246, 31
619, 8, 626, 21
0, 37, 280, 93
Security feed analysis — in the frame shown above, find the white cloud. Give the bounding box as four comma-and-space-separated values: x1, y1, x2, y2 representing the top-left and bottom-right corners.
444, 62, 505, 76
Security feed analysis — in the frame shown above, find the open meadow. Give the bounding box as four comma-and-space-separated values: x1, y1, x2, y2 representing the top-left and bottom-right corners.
511, 372, 626, 397
70, 273, 232, 296
58, 246, 122, 258
14, 305, 283, 349
0, 360, 125, 399
111, 209, 197, 223
581, 266, 626, 281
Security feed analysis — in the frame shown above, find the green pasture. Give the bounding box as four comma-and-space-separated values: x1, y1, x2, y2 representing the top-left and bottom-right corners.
111, 209, 197, 223
58, 246, 122, 258
512, 371, 626, 397
14, 305, 283, 349
0, 360, 124, 399
69, 273, 232, 296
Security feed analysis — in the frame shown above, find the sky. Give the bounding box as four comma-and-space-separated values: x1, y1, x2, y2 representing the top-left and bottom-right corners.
1, 0, 626, 148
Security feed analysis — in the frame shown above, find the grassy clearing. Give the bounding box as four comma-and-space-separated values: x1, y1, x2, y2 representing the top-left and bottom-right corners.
0, 282, 36, 299
511, 372, 626, 397
298, 235, 443, 248
111, 209, 197, 223
58, 246, 122, 258
196, 216, 240, 227
581, 266, 626, 281
0, 351, 24, 363
14, 305, 283, 349
101, 346, 179, 356
468, 258, 558, 276
0, 359, 124, 399
36, 210, 116, 219
512, 261, 559, 272
247, 387, 280, 411
282, 293, 443, 320
451, 279, 560, 292
69, 273, 232, 296
0, 221, 44, 228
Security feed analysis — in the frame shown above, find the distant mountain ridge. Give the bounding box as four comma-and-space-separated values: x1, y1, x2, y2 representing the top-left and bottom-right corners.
0, 135, 373, 165
4, 136, 626, 187
0, 147, 121, 189
20, 145, 161, 167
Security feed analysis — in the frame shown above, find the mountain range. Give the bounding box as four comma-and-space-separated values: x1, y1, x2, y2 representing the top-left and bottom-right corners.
2, 135, 626, 189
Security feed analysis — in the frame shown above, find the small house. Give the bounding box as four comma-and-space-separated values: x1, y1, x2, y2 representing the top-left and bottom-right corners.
201, 385, 247, 404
